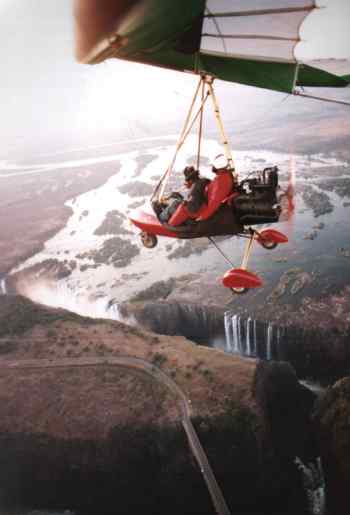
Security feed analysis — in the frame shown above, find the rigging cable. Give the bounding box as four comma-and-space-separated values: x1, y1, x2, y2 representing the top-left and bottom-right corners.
208, 236, 235, 268
293, 90, 350, 106
152, 77, 203, 202
197, 79, 205, 170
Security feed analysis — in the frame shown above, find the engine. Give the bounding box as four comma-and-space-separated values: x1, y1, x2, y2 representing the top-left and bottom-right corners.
233, 166, 281, 225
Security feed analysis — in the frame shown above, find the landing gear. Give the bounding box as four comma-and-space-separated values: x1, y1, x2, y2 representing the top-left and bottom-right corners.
140, 231, 158, 248
260, 239, 278, 250
256, 228, 288, 250
231, 287, 248, 295
220, 228, 288, 293
221, 233, 263, 293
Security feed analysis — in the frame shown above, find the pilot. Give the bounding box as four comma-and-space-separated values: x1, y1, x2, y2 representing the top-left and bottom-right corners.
167, 166, 210, 225
168, 156, 235, 226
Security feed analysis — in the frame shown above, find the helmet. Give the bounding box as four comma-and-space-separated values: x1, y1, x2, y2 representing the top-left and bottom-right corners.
183, 166, 199, 182
212, 154, 228, 173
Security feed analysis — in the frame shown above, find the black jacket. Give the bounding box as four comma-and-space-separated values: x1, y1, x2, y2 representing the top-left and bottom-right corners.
186, 178, 210, 213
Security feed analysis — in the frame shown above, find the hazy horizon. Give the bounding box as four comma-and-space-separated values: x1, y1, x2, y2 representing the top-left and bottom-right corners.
1, 0, 350, 155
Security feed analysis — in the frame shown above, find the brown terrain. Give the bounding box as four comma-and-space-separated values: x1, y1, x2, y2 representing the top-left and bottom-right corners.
0, 295, 323, 515
314, 377, 350, 515
0, 60, 349, 514
0, 295, 256, 432
1, 75, 349, 281
0, 162, 118, 275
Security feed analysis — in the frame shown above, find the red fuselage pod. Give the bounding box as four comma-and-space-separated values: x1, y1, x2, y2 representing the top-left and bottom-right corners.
257, 229, 288, 245
222, 269, 263, 289
129, 209, 179, 238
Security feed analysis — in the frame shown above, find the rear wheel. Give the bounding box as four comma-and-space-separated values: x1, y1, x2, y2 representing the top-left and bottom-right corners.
231, 287, 248, 295
140, 232, 158, 248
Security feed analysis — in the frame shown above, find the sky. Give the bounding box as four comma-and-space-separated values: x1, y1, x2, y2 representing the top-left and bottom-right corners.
0, 0, 349, 154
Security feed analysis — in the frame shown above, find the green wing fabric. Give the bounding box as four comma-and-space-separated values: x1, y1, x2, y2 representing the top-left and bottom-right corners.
74, 0, 349, 93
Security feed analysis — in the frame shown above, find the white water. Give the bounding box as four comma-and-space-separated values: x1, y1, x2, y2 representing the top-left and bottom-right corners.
224, 311, 233, 352
252, 319, 257, 357
0, 278, 7, 295
266, 323, 273, 361
233, 314, 240, 353
4, 137, 348, 317
246, 317, 252, 356
223, 311, 289, 360
295, 457, 326, 515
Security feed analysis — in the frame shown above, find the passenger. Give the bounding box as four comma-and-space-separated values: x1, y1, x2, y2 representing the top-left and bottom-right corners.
167, 166, 210, 226
153, 190, 184, 223
169, 155, 235, 226
153, 166, 209, 224
195, 154, 235, 222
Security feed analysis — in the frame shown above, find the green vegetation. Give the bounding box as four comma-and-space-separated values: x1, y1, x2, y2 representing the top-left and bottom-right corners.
193, 401, 260, 500
201, 368, 214, 381
118, 180, 153, 197
77, 237, 139, 268
151, 352, 167, 367
168, 241, 208, 260
0, 339, 18, 355
94, 210, 132, 236
129, 279, 175, 302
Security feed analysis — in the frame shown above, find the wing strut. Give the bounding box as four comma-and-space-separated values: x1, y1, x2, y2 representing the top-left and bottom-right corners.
152, 75, 237, 204
152, 77, 209, 202
293, 90, 350, 106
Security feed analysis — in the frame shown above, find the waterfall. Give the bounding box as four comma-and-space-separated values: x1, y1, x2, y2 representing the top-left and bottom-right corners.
224, 312, 233, 352
0, 277, 7, 295
108, 302, 125, 323
232, 314, 240, 353
237, 315, 242, 354
266, 323, 273, 360
107, 301, 139, 327
253, 319, 257, 357
223, 311, 285, 361
294, 457, 326, 515
246, 317, 252, 357
276, 326, 281, 360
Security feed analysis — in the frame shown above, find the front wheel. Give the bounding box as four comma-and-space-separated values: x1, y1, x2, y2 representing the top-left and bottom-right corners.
260, 239, 278, 250
231, 287, 248, 295
140, 232, 158, 249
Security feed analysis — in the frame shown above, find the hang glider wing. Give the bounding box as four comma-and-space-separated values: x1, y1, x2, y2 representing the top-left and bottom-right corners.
74, 0, 349, 93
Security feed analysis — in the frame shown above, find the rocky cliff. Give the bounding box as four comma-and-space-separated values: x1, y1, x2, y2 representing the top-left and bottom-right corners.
314, 377, 350, 515
0, 295, 331, 515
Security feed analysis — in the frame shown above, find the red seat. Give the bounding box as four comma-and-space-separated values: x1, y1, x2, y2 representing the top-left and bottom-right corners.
168, 170, 234, 226
196, 170, 234, 221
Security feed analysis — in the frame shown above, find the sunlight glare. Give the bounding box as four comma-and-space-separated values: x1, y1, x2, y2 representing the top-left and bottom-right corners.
77, 59, 198, 133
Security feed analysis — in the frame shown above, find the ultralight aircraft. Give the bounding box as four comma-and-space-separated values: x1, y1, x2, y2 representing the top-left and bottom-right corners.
74, 0, 350, 293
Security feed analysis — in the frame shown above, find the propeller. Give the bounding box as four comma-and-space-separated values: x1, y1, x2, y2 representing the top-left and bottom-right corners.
279, 155, 296, 228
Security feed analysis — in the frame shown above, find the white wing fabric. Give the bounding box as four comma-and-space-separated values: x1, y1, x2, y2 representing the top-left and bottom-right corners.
202, 0, 316, 62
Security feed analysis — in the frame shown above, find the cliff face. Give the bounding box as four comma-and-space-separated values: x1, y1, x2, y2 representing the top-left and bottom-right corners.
120, 297, 350, 384
314, 377, 350, 515
119, 299, 225, 346
0, 296, 322, 515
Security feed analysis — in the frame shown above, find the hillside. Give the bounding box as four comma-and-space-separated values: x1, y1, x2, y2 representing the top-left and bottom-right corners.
0, 295, 321, 515
0, 295, 255, 427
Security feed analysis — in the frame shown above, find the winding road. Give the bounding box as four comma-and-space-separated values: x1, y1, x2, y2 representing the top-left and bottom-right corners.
0, 356, 231, 515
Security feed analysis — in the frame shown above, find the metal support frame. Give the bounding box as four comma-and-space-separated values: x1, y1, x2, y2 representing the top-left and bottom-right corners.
208, 236, 235, 267
293, 90, 350, 106
205, 76, 235, 174
209, 229, 256, 272
241, 230, 255, 269
152, 77, 202, 202
153, 75, 238, 203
